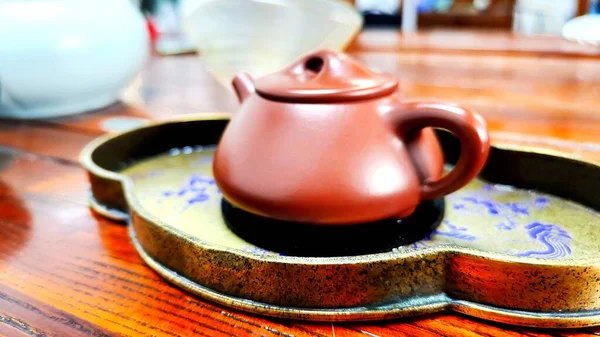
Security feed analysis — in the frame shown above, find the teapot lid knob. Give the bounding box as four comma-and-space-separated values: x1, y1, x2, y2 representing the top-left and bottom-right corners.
254, 49, 398, 103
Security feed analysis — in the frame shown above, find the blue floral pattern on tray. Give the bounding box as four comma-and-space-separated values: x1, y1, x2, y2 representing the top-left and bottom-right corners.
136, 163, 575, 259
158, 173, 221, 214
410, 183, 573, 258
519, 222, 572, 258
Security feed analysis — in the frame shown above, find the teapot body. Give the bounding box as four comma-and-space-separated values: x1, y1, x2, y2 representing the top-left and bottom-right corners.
213, 94, 444, 224
214, 49, 489, 225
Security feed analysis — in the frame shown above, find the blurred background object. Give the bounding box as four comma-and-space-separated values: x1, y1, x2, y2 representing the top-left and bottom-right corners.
562, 13, 600, 46
141, 0, 197, 55
2, 0, 592, 121
357, 0, 401, 26
357, 0, 517, 29
140, 0, 596, 60
353, 0, 595, 32
0, 0, 149, 119
592, 0, 600, 13
180, 0, 363, 88
512, 0, 577, 35
402, 0, 420, 33
142, 0, 181, 35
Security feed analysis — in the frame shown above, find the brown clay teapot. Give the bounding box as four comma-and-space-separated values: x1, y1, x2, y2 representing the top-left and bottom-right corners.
213, 49, 490, 225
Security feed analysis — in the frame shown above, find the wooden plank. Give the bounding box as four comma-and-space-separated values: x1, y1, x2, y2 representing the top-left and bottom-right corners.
0, 286, 116, 337
1, 30, 600, 336
8, 51, 598, 155
19, 56, 239, 135
0, 121, 95, 163
348, 29, 600, 58
0, 150, 337, 336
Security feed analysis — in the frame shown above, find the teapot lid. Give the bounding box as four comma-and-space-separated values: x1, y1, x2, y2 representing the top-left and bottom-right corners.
254, 50, 399, 103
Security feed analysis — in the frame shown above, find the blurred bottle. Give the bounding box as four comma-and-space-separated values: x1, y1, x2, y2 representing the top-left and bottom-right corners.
591, 0, 600, 14
141, 0, 196, 55
402, 0, 419, 33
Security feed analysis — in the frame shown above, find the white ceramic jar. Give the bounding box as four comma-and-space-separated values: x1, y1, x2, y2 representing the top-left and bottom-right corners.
0, 0, 149, 119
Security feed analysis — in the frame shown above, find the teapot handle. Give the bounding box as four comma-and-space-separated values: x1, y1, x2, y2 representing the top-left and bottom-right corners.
388, 101, 490, 200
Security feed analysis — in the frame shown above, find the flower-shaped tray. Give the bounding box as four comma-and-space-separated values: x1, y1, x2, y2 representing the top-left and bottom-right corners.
81, 113, 600, 328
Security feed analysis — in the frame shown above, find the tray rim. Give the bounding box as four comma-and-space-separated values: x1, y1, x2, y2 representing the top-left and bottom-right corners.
129, 224, 600, 328
80, 112, 600, 267
80, 112, 600, 327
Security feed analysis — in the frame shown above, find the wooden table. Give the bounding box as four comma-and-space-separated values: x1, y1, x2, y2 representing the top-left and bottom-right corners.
1, 29, 600, 337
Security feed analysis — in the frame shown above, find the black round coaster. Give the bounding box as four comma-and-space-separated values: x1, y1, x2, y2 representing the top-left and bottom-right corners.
221, 198, 444, 257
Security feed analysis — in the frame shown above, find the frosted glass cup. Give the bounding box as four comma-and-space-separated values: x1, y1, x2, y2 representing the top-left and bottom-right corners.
182, 0, 363, 88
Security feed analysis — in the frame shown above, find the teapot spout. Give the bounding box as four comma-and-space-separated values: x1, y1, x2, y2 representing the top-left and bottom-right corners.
232, 72, 255, 103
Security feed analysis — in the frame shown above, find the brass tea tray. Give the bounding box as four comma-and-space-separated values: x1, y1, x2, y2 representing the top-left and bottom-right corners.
81, 113, 600, 328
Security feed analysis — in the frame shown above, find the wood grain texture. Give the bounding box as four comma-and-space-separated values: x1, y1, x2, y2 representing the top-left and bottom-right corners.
348, 29, 600, 58
1, 29, 600, 336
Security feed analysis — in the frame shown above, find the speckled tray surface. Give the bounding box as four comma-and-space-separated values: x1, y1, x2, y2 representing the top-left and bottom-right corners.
81, 113, 600, 328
